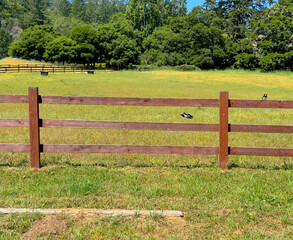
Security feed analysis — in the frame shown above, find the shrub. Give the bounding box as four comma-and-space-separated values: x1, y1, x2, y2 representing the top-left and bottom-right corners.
190, 49, 214, 69
283, 51, 293, 70
175, 64, 201, 71
234, 53, 258, 69
130, 65, 158, 71
259, 53, 284, 71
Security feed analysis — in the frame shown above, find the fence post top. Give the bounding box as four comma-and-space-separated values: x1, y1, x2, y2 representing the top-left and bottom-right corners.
28, 87, 39, 95
219, 91, 229, 98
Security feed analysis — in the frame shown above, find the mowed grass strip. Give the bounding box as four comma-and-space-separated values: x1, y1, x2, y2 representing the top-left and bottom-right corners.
0, 67, 293, 238
0, 167, 292, 239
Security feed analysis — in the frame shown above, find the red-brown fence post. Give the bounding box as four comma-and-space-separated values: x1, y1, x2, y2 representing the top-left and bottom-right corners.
219, 91, 229, 169
28, 87, 41, 168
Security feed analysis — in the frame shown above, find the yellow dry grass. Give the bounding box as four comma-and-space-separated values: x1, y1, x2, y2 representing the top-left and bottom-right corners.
0, 57, 45, 66
154, 70, 293, 91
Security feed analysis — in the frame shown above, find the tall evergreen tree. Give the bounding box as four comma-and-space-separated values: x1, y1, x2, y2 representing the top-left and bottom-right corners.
203, 0, 275, 40
20, 0, 50, 29
126, 0, 187, 36
279, 0, 293, 6
96, 13, 140, 68
0, 27, 12, 58
59, 0, 71, 17
85, 0, 97, 24
71, 0, 86, 21
96, 0, 127, 25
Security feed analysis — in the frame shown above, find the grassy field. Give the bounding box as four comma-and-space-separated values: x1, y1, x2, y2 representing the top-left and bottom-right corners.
0, 58, 292, 239
0, 57, 49, 66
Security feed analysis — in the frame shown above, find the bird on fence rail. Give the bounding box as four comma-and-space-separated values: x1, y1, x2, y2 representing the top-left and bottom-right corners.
181, 112, 193, 119
262, 94, 268, 100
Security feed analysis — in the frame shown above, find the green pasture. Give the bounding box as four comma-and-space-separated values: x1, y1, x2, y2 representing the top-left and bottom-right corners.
0, 69, 292, 239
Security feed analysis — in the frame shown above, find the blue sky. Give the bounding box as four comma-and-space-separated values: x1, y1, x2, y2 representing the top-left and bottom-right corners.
187, 0, 206, 12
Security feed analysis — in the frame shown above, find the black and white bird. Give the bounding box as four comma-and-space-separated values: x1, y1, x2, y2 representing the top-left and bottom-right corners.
181, 112, 193, 119
262, 94, 267, 100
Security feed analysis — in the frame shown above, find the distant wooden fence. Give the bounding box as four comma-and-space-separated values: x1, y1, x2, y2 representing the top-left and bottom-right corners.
0, 87, 292, 169
0, 64, 100, 73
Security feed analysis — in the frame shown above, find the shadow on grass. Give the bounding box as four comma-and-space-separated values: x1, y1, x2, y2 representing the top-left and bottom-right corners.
228, 162, 293, 170
0, 159, 28, 167
52, 161, 210, 169
43, 161, 293, 170
1, 155, 293, 170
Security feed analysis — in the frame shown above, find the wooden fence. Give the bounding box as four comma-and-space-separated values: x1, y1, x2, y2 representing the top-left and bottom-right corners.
0, 87, 292, 169
0, 64, 99, 73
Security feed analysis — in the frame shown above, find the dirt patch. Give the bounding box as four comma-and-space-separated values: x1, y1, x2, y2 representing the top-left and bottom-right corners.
21, 215, 67, 240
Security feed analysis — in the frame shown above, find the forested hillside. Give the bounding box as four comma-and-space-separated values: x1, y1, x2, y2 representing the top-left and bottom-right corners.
1, 0, 293, 71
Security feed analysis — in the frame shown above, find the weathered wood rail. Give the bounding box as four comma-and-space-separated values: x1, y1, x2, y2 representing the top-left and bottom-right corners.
0, 87, 292, 169
0, 64, 100, 73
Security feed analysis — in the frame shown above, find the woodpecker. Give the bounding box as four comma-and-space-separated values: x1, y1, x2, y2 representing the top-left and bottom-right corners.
262, 94, 267, 100
181, 112, 193, 119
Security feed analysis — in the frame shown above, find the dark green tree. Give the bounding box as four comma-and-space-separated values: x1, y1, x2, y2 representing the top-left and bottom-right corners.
85, 0, 97, 24
96, 13, 140, 68
251, 4, 293, 54
70, 24, 98, 45
233, 38, 257, 69
0, 0, 9, 20
88, 0, 127, 25
71, 0, 86, 21
19, 0, 50, 29
70, 24, 99, 65
188, 24, 227, 69
109, 34, 140, 69
141, 26, 185, 66
49, 0, 71, 17
0, 27, 12, 58
126, 0, 187, 36
59, 0, 71, 17
203, 0, 275, 40
48, 15, 84, 37
250, 4, 293, 70
9, 25, 59, 60
74, 43, 96, 65
43, 36, 77, 64
279, 0, 293, 7
0, 0, 22, 22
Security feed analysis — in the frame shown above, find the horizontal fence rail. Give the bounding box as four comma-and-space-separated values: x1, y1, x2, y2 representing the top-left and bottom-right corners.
0, 144, 219, 155
2, 95, 293, 108
1, 119, 293, 133
230, 99, 293, 108
0, 65, 108, 73
0, 87, 292, 169
1, 144, 291, 157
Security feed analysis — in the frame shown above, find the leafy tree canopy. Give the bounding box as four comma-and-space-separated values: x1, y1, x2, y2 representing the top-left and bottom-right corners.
44, 36, 77, 64
9, 25, 59, 60
2, 0, 293, 71
0, 27, 12, 58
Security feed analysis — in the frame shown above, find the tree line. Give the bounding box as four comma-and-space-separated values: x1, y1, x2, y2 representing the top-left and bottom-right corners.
1, 0, 293, 71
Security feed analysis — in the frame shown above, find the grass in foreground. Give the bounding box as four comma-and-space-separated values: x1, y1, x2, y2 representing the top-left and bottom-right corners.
0, 166, 292, 239
0, 63, 292, 239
